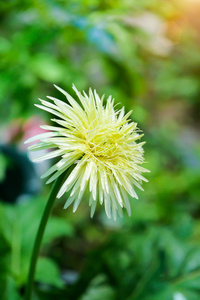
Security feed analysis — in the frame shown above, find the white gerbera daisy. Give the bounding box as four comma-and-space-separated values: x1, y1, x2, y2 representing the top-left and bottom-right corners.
25, 84, 149, 220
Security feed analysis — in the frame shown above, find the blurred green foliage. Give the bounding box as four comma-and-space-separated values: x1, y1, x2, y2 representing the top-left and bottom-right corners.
1, 0, 200, 299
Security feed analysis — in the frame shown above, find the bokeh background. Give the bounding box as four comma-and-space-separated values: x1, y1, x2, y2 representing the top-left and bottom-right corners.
1, 0, 200, 299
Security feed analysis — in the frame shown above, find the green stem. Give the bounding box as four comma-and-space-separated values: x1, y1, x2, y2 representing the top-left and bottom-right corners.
24, 169, 70, 300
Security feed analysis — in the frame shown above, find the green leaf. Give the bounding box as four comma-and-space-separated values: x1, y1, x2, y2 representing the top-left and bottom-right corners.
43, 216, 74, 245
29, 53, 65, 82
181, 248, 200, 275
1, 276, 21, 300
36, 257, 64, 288
80, 275, 116, 300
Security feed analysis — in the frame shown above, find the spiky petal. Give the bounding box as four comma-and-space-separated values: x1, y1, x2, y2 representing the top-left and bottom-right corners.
25, 84, 149, 219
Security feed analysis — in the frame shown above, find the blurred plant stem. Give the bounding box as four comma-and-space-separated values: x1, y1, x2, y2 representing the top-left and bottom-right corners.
24, 167, 72, 300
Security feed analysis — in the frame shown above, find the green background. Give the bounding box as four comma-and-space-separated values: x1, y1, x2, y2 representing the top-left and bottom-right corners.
1, 0, 200, 299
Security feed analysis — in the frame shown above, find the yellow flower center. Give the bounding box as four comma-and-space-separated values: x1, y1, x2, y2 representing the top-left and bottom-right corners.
84, 126, 123, 163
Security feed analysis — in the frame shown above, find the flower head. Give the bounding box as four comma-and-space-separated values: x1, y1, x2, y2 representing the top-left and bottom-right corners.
25, 84, 149, 220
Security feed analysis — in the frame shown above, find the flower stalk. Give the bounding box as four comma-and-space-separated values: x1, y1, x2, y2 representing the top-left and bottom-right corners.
24, 167, 72, 300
